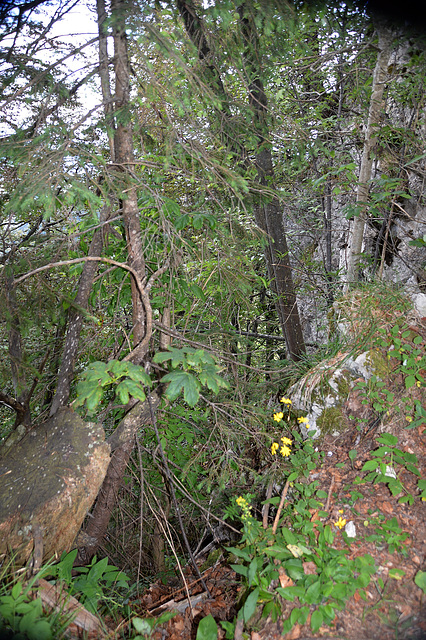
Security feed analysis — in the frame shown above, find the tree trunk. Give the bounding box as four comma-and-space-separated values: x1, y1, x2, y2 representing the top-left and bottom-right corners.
76, 0, 153, 563
177, 0, 305, 360
345, 24, 393, 291
49, 207, 111, 416
238, 4, 305, 360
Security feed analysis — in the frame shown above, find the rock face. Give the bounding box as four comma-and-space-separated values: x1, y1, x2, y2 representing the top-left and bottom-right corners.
288, 348, 389, 439
0, 408, 110, 565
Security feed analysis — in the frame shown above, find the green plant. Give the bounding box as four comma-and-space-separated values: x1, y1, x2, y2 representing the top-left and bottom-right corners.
131, 611, 177, 639
153, 346, 229, 407
227, 494, 376, 634
0, 562, 70, 640
222, 400, 376, 635
364, 516, 410, 555
361, 433, 421, 505
43, 550, 129, 614
74, 359, 151, 414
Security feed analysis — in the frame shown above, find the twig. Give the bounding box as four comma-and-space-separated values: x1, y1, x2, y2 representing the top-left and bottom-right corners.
272, 479, 290, 535
325, 475, 336, 513
262, 481, 274, 529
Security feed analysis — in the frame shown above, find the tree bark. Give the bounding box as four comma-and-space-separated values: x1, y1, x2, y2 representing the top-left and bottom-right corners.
238, 4, 305, 360
76, 0, 154, 563
49, 207, 111, 416
4, 266, 31, 428
176, 0, 305, 360
345, 24, 393, 291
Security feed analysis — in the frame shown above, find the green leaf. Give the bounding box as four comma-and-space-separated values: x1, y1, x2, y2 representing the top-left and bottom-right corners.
120, 379, 146, 402
115, 380, 130, 405
11, 582, 22, 599
310, 608, 323, 632
190, 283, 206, 302
304, 580, 321, 604
362, 460, 378, 472
84, 386, 103, 413
162, 370, 200, 406
196, 614, 218, 640
242, 587, 259, 623
377, 433, 398, 446
405, 375, 416, 389
133, 617, 154, 635
28, 620, 52, 640
414, 571, 426, 594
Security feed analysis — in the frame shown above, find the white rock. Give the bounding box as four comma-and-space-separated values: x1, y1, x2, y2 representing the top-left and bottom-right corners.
345, 521, 356, 538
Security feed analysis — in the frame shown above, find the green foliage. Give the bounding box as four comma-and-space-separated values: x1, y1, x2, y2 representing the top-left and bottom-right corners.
153, 347, 229, 407
361, 433, 421, 505
195, 614, 218, 640
43, 550, 129, 614
414, 571, 426, 594
132, 611, 177, 639
74, 359, 152, 414
227, 486, 376, 634
0, 562, 68, 640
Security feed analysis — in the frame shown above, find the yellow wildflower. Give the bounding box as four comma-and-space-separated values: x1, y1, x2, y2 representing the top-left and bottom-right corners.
335, 517, 347, 530
274, 412, 284, 422
271, 442, 279, 455
280, 445, 291, 457
236, 496, 252, 522
416, 380, 421, 388
406, 416, 413, 423
280, 397, 292, 405
281, 436, 292, 445
297, 416, 309, 424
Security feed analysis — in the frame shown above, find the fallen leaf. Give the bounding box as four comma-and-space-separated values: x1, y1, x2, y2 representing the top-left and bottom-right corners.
379, 501, 394, 515
279, 566, 294, 588
283, 622, 301, 639
302, 561, 317, 575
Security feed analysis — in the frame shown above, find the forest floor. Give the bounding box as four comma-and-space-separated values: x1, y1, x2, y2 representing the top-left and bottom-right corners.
119, 414, 426, 640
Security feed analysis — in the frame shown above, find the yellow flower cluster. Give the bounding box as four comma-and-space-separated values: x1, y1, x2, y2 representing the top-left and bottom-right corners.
297, 415, 311, 430
280, 397, 292, 405
236, 496, 252, 522
334, 516, 346, 530
273, 412, 284, 422
271, 436, 293, 457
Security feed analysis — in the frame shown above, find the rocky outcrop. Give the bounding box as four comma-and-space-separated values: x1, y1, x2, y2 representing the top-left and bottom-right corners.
0, 408, 110, 565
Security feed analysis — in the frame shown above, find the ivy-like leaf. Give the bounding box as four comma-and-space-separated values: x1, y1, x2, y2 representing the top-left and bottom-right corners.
115, 381, 130, 404
85, 386, 103, 413
161, 370, 200, 406
126, 362, 152, 385
121, 379, 146, 402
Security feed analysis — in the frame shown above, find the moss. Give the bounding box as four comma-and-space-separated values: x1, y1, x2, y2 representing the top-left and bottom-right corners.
366, 349, 392, 379
316, 407, 346, 435
336, 372, 352, 399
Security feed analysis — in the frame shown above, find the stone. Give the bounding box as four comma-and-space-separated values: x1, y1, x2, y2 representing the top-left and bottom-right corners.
0, 407, 110, 565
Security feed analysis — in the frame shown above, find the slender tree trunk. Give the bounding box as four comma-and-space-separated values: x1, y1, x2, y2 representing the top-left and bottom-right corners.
345, 24, 393, 291
4, 266, 31, 428
238, 5, 305, 360
176, 0, 305, 360
76, 0, 153, 563
49, 207, 110, 416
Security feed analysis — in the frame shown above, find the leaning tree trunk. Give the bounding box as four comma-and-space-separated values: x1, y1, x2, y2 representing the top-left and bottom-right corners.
345, 24, 393, 291
49, 206, 111, 416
